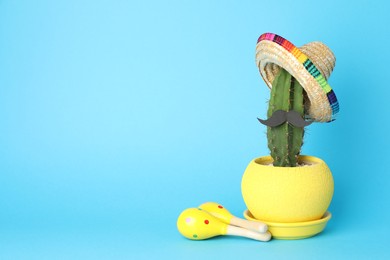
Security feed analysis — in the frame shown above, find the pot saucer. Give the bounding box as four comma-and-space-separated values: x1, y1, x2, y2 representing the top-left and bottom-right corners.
243, 210, 331, 240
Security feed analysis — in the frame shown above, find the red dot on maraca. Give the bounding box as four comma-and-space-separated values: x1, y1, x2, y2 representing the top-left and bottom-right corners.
204, 220, 209, 224
218, 205, 223, 209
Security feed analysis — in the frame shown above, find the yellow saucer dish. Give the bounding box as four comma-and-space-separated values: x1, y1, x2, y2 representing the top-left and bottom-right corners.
244, 210, 331, 240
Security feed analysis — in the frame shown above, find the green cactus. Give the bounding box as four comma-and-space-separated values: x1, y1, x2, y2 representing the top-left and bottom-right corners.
267, 68, 305, 167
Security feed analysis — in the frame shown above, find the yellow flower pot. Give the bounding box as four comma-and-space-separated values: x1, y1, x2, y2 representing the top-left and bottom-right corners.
241, 155, 334, 223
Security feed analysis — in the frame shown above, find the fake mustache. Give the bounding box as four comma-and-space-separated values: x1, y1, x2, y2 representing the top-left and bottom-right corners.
258, 110, 313, 128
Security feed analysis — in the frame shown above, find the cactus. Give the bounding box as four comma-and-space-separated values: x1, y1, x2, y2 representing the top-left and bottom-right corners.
267, 68, 305, 167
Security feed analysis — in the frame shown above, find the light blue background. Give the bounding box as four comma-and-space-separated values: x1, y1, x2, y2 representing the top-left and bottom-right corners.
1, 0, 389, 259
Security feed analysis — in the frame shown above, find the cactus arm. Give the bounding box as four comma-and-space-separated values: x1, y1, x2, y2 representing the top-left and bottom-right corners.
288, 78, 304, 166
267, 69, 291, 166
266, 68, 305, 167
267, 69, 291, 117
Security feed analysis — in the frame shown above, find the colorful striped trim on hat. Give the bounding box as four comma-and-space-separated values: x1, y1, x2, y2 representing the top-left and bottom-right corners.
257, 33, 339, 121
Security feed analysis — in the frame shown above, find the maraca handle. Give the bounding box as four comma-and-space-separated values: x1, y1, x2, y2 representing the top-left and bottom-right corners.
230, 216, 268, 233
226, 225, 271, 242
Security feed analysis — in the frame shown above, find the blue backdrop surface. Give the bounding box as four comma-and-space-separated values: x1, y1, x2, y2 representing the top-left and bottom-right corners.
1, 0, 389, 259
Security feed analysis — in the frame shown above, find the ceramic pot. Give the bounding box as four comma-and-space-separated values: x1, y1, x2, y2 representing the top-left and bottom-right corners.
241, 155, 334, 223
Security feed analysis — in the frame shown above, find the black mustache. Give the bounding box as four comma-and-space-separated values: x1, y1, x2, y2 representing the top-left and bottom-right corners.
258, 110, 313, 127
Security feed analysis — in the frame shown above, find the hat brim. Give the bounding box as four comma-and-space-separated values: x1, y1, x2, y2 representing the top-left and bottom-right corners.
255, 34, 339, 122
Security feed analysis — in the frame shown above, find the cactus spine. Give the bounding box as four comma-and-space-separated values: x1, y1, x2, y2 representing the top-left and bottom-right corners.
267, 68, 305, 167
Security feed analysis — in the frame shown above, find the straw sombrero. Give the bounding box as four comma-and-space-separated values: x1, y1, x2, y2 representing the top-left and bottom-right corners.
255, 33, 339, 122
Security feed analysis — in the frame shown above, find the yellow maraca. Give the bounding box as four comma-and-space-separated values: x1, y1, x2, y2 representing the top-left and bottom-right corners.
199, 202, 268, 233
177, 208, 271, 241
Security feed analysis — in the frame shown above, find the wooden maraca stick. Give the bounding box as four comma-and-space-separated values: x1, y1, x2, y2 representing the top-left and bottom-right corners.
226, 225, 271, 242
177, 208, 271, 242
230, 216, 268, 233
199, 202, 268, 233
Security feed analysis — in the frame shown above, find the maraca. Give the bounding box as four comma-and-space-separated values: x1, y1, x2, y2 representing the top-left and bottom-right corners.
177, 208, 271, 241
199, 202, 268, 233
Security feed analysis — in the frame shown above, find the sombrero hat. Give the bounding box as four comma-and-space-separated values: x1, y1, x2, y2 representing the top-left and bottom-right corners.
255, 33, 339, 122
